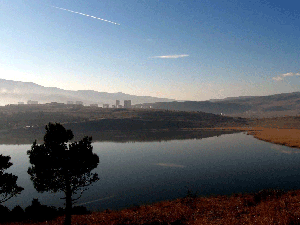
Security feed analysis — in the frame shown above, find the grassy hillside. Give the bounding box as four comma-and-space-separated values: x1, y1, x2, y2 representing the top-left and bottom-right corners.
248, 116, 300, 129
136, 92, 300, 118
0, 104, 247, 144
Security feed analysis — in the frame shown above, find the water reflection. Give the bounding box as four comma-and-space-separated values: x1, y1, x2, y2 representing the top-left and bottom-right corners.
0, 129, 239, 144
270, 144, 300, 154
1, 132, 300, 212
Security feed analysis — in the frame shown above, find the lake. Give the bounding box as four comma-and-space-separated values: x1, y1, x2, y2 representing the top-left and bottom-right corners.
2, 132, 300, 211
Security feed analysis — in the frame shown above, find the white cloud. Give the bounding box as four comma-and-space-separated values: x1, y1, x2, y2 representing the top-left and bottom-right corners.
272, 72, 300, 81
272, 76, 284, 81
150, 54, 189, 59
282, 72, 300, 77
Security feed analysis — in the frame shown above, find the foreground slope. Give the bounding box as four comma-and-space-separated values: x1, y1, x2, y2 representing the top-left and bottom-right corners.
5, 189, 300, 225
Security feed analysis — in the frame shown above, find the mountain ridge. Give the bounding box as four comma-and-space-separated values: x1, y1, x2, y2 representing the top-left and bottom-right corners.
137, 92, 300, 118
0, 79, 175, 106
1, 79, 300, 117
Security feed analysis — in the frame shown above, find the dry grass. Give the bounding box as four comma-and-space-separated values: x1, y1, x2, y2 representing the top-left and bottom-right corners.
209, 126, 300, 149
6, 189, 300, 225
245, 116, 300, 149
209, 115, 300, 148
248, 128, 300, 148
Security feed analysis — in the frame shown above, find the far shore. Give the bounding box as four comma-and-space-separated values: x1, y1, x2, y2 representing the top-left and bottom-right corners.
209, 127, 300, 149
1, 126, 299, 148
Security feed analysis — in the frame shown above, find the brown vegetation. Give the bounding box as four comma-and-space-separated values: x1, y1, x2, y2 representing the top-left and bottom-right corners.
248, 128, 300, 148
209, 127, 300, 149
6, 189, 300, 225
210, 116, 300, 148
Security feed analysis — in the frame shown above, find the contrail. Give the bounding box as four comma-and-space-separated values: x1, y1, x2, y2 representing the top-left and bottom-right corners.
51, 6, 120, 25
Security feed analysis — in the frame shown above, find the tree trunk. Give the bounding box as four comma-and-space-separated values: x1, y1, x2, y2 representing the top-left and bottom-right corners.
65, 176, 72, 225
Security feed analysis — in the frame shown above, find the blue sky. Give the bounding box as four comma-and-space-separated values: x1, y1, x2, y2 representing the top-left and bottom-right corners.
1, 0, 300, 100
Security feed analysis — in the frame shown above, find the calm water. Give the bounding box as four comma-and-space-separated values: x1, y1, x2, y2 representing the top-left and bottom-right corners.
2, 132, 300, 211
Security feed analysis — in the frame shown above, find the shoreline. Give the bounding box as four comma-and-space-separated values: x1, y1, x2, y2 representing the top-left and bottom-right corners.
208, 127, 300, 149
0, 128, 239, 145
249, 128, 300, 148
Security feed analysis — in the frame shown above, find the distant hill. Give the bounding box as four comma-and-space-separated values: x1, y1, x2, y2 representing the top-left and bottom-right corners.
135, 92, 300, 118
135, 101, 251, 115
0, 105, 247, 144
0, 79, 174, 106
2, 79, 299, 117
212, 92, 300, 117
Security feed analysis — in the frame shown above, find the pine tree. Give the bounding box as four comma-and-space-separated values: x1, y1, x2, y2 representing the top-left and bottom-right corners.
0, 154, 23, 204
27, 122, 99, 225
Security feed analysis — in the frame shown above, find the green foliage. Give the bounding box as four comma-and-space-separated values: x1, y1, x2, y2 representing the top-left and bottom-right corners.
10, 205, 25, 222
25, 198, 59, 221
0, 154, 24, 203
0, 204, 10, 222
27, 122, 99, 225
27, 122, 99, 194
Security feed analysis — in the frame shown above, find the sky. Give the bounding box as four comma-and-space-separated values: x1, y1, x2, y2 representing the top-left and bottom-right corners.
1, 0, 300, 101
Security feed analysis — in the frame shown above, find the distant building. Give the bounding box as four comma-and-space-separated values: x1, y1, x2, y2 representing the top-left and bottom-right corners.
112, 105, 116, 108
103, 104, 109, 108
75, 101, 83, 105
18, 102, 24, 105
124, 100, 131, 108
27, 100, 38, 105
116, 100, 120, 107
47, 102, 65, 106
90, 104, 98, 107
117, 105, 123, 108
45, 102, 65, 108
67, 101, 74, 105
